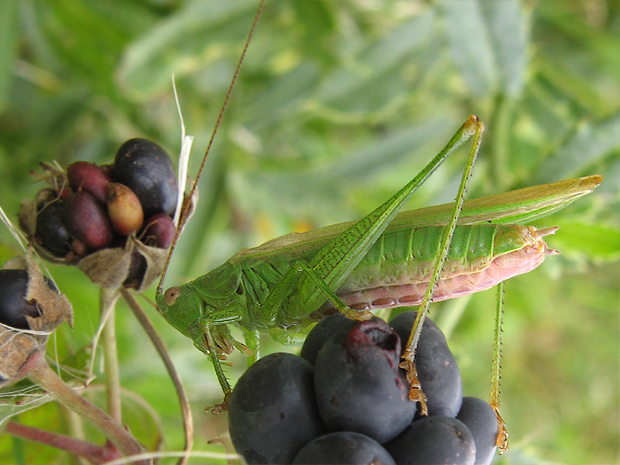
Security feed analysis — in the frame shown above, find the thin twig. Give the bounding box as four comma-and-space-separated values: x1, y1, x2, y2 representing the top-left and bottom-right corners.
101, 287, 122, 424
26, 355, 150, 465
120, 288, 193, 465
5, 421, 122, 464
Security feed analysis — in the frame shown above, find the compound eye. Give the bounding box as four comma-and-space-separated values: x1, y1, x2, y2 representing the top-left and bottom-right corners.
164, 287, 181, 306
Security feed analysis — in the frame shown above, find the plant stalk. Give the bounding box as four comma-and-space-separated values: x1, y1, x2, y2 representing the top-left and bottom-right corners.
26, 355, 151, 465
100, 287, 122, 424
6, 421, 122, 465
120, 288, 193, 465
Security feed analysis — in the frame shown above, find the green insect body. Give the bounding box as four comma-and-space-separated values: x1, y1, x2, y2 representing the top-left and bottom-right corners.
156, 115, 601, 428
157, 194, 576, 355
322, 223, 557, 312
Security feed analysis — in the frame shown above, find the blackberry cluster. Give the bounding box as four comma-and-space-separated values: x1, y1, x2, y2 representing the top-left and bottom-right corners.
19, 138, 178, 289
229, 311, 498, 465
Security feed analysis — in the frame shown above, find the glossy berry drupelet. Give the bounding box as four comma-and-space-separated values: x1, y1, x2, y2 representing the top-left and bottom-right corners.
292, 431, 396, 465
228, 353, 327, 464
385, 415, 476, 465
114, 138, 178, 219
314, 317, 417, 444
456, 397, 499, 465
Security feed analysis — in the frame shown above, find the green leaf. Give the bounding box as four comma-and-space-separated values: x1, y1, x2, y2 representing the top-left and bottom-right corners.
316, 12, 436, 114
535, 110, 620, 182
539, 1, 620, 83
480, 0, 529, 97
117, 0, 257, 98
438, 0, 529, 98
242, 62, 321, 132
438, 0, 498, 98
229, 116, 454, 224
0, 0, 18, 112
551, 222, 620, 262
43, 0, 129, 90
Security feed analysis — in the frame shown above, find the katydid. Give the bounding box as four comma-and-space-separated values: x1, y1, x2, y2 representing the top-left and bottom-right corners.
155, 112, 601, 452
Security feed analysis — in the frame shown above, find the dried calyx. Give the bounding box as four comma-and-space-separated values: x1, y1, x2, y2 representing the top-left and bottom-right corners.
0, 250, 72, 385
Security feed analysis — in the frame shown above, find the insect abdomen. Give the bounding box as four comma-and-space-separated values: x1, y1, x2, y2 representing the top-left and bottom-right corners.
333, 224, 556, 312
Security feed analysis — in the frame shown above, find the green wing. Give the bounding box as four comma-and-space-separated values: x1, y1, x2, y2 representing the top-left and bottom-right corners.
390, 174, 602, 228
230, 174, 602, 263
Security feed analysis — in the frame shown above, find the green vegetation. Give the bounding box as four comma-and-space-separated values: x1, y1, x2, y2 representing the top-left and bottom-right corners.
0, 1, 618, 464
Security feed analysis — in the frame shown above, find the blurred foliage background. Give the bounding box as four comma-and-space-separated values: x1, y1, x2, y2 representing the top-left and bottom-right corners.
0, 0, 618, 464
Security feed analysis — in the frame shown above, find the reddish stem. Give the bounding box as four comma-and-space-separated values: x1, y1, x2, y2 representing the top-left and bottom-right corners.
5, 421, 122, 464
25, 356, 151, 464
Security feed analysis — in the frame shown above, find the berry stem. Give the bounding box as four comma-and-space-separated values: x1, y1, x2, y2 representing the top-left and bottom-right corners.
5, 421, 123, 464
120, 288, 194, 465
100, 287, 122, 424
26, 356, 150, 464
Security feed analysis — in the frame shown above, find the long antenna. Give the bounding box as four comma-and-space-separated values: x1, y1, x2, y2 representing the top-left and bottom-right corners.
158, 0, 267, 293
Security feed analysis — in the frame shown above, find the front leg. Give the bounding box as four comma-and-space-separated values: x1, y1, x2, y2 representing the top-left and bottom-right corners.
194, 320, 260, 413
194, 325, 233, 414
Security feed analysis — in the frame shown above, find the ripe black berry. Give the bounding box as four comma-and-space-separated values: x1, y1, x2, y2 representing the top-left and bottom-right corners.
300, 313, 353, 365
292, 431, 396, 465
385, 416, 476, 465
228, 353, 327, 464
36, 200, 72, 257
113, 138, 178, 218
456, 397, 498, 465
314, 318, 416, 443
0, 270, 43, 330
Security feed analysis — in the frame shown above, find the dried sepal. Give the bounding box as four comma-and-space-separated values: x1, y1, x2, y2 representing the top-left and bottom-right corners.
0, 249, 72, 386
75, 236, 166, 291
0, 328, 39, 385
131, 236, 168, 292
30, 162, 66, 192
